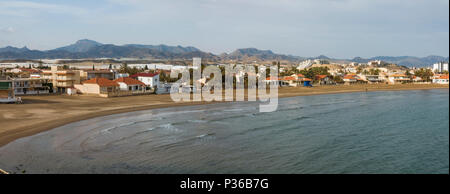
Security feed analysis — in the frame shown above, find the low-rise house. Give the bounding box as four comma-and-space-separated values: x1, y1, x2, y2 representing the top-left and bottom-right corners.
114, 77, 146, 92
281, 76, 298, 87
432, 74, 449, 84
388, 74, 411, 84
74, 78, 120, 97
343, 75, 357, 85
265, 77, 288, 87
363, 75, 383, 84
343, 74, 367, 85
411, 76, 424, 83
316, 75, 334, 85
130, 73, 160, 89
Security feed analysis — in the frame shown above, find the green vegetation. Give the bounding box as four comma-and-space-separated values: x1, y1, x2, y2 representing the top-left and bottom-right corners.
369, 68, 380, 75
299, 67, 330, 79
118, 63, 143, 75
414, 68, 434, 81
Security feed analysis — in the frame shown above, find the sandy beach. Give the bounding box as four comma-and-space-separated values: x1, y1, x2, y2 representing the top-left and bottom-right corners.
0, 84, 448, 147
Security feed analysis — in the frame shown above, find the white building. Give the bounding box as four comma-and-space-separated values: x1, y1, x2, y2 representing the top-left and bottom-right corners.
193, 57, 202, 66
114, 77, 146, 91
432, 62, 449, 73
129, 73, 160, 88
297, 60, 313, 70
432, 75, 449, 84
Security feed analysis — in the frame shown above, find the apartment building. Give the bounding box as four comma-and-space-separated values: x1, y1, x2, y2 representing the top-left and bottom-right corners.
42, 66, 81, 93
432, 62, 449, 73
11, 78, 50, 95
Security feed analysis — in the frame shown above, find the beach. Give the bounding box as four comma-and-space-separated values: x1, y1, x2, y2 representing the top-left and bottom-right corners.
0, 84, 448, 147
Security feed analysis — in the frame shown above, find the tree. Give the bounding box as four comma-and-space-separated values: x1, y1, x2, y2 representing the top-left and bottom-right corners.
356, 66, 363, 74
405, 70, 412, 78
299, 67, 330, 80
333, 75, 344, 84
414, 68, 433, 82
119, 63, 129, 73
369, 68, 380, 75
362, 70, 369, 75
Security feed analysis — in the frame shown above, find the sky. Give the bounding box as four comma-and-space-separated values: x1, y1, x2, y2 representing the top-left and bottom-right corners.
0, 0, 448, 58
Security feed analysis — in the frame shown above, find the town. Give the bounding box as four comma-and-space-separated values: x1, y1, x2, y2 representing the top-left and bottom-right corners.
1, 58, 448, 103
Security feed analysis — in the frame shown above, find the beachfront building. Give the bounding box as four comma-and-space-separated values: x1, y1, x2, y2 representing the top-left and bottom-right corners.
343, 75, 357, 85
0, 79, 16, 103
281, 76, 298, 87
411, 76, 424, 83
11, 78, 50, 95
130, 73, 160, 89
42, 66, 81, 93
316, 75, 334, 85
114, 77, 146, 92
363, 75, 383, 84
265, 77, 288, 87
432, 74, 449, 84
74, 78, 120, 97
388, 74, 411, 84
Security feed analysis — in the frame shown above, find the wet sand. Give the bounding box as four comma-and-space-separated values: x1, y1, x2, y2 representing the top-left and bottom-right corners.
0, 84, 448, 147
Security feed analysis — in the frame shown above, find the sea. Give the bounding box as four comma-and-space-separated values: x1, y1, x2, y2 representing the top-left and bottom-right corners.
0, 89, 448, 174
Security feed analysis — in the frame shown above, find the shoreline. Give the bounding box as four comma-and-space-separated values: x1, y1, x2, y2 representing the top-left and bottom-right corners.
0, 84, 448, 147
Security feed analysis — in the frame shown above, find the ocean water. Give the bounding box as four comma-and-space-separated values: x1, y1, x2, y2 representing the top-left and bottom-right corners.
0, 89, 448, 174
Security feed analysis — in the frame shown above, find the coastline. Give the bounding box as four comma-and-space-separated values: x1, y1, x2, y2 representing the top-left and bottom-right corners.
0, 84, 448, 147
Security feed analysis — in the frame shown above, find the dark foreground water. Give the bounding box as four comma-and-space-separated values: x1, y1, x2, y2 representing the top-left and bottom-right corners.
0, 89, 448, 174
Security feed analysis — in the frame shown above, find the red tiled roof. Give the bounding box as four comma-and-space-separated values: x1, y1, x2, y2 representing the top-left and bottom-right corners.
83, 78, 119, 87
282, 76, 296, 81
316, 75, 328, 79
130, 73, 159, 78
114, 77, 146, 86
438, 75, 449, 79
343, 75, 357, 80
297, 74, 304, 77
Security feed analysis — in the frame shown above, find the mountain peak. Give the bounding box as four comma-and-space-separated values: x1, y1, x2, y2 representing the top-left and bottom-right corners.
55, 39, 103, 53
75, 39, 101, 44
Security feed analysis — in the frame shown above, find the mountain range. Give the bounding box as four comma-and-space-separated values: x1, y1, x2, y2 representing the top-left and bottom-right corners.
0, 39, 448, 67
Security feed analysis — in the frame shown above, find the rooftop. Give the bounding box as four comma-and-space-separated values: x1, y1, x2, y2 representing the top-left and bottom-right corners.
114, 77, 146, 86
130, 73, 159, 78
83, 78, 119, 87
